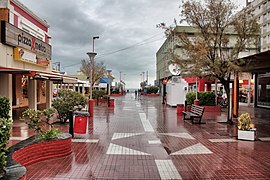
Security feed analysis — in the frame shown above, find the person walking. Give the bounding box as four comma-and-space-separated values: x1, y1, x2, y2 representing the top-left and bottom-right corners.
135, 90, 138, 99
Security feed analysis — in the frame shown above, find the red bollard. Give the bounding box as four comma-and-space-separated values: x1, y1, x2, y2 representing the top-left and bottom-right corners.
177, 104, 184, 116
194, 99, 200, 106
88, 99, 94, 117
109, 99, 114, 108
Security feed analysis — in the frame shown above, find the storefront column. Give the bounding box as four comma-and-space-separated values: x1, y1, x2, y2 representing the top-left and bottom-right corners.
46, 80, 52, 108
28, 78, 37, 110
73, 84, 75, 91
82, 84, 85, 96
0, 74, 12, 118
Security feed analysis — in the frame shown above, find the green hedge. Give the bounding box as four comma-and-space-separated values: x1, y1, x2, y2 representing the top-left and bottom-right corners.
52, 89, 87, 123
0, 96, 12, 176
93, 90, 106, 99
146, 86, 159, 94
186, 92, 215, 106
0, 96, 10, 119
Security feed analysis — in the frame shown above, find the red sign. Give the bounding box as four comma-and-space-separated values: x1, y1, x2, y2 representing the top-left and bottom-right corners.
37, 59, 49, 66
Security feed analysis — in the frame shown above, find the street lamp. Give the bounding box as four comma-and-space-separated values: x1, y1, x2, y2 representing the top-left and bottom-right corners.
87, 52, 97, 99
107, 69, 112, 95
91, 36, 99, 94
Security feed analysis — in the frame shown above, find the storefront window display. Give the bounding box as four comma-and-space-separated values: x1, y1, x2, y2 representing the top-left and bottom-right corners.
257, 73, 270, 107
22, 75, 28, 98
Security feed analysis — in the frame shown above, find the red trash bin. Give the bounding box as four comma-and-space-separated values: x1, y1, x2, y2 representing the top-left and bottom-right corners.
109, 99, 114, 108
177, 104, 184, 116
73, 111, 90, 134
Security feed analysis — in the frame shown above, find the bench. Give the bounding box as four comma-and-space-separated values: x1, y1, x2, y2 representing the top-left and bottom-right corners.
183, 104, 205, 124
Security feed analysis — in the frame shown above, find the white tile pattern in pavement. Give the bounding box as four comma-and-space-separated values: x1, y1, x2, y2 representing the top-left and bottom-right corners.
155, 160, 182, 180
9, 136, 28, 141
209, 138, 237, 143
259, 137, 270, 141
159, 133, 195, 140
72, 139, 99, 143
112, 133, 144, 140
139, 113, 155, 132
148, 140, 162, 144
106, 143, 152, 155
171, 143, 213, 155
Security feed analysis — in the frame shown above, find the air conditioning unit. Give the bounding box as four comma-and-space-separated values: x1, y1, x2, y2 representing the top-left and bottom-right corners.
172, 76, 181, 83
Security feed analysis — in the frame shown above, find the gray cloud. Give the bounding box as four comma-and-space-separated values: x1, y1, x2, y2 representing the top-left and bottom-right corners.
19, 0, 245, 88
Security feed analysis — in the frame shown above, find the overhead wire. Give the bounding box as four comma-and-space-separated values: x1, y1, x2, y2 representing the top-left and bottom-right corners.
62, 33, 165, 69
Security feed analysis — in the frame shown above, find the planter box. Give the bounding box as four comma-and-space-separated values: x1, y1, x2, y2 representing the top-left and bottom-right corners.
238, 129, 256, 141
203, 105, 221, 112
146, 94, 159, 97
109, 94, 122, 97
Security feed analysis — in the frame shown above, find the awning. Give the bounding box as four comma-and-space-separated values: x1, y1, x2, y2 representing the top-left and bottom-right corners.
63, 76, 78, 84
240, 50, 270, 73
0, 67, 32, 74
34, 72, 62, 81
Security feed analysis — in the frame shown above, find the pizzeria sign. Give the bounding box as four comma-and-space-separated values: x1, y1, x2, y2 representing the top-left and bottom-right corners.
0, 21, 51, 59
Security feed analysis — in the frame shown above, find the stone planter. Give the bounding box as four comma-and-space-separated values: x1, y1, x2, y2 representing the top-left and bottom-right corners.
237, 129, 256, 141
203, 105, 221, 112
4, 133, 72, 180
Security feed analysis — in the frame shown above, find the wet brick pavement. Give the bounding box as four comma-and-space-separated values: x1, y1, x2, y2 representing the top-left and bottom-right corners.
8, 93, 270, 179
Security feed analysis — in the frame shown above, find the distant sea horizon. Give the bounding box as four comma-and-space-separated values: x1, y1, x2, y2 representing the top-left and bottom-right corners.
126, 88, 139, 93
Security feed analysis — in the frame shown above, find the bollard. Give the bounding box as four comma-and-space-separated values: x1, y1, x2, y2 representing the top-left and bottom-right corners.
194, 99, 200, 106
108, 96, 110, 107
177, 104, 184, 116
88, 99, 94, 117
68, 110, 74, 138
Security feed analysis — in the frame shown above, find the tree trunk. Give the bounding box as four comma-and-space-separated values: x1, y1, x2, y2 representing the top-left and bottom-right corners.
219, 76, 232, 123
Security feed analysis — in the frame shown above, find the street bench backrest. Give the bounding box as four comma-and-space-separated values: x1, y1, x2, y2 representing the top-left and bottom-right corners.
191, 104, 204, 116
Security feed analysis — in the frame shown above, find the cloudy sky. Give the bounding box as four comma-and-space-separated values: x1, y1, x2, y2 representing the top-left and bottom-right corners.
20, 0, 245, 89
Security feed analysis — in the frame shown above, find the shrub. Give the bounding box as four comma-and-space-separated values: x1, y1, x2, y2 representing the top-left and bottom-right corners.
146, 86, 159, 94
0, 96, 12, 177
0, 96, 10, 119
93, 90, 106, 99
22, 108, 60, 141
52, 89, 87, 123
238, 113, 251, 131
0, 118, 12, 177
186, 91, 215, 106
111, 88, 120, 94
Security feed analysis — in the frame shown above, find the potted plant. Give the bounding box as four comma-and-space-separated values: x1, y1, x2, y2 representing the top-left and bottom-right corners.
237, 113, 256, 141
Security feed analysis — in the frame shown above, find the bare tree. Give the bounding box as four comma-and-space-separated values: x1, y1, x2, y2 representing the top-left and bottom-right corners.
80, 59, 107, 87
158, 0, 260, 103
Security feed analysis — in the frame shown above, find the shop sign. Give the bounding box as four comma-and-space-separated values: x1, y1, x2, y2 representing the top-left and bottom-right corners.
14, 48, 50, 67
0, 0, 8, 8
1, 21, 51, 59
14, 47, 37, 64
37, 58, 49, 66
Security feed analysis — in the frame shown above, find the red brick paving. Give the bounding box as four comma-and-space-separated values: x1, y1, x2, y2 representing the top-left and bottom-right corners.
8, 94, 270, 179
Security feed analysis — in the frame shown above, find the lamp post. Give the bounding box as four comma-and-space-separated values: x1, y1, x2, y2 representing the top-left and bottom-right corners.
91, 36, 99, 94
107, 69, 112, 95
86, 52, 97, 99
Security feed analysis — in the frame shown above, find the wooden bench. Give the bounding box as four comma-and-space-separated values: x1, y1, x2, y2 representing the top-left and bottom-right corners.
183, 104, 205, 124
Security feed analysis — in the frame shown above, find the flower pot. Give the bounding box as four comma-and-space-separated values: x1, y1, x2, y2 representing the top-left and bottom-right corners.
237, 129, 256, 141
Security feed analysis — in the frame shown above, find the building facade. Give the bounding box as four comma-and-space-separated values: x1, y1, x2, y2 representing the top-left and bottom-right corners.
0, 0, 53, 118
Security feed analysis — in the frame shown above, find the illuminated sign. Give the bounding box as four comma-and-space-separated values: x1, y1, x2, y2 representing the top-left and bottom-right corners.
14, 48, 49, 67
1, 21, 51, 59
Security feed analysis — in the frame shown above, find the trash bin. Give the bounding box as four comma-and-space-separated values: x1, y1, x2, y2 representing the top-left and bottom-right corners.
109, 99, 114, 108
73, 111, 90, 135
177, 104, 184, 116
